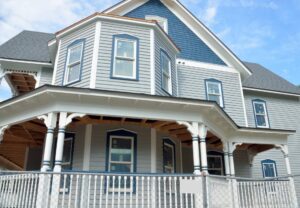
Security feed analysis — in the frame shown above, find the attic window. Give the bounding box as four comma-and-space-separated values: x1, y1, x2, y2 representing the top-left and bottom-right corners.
146, 15, 168, 33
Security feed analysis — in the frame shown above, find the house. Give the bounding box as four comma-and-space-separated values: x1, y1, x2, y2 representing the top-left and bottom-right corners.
0, 0, 299, 207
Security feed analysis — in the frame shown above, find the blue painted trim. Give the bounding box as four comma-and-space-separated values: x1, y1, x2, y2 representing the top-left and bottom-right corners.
62, 39, 85, 86
204, 78, 225, 108
160, 49, 173, 96
110, 34, 139, 81
261, 159, 278, 178
252, 99, 271, 128
162, 138, 176, 173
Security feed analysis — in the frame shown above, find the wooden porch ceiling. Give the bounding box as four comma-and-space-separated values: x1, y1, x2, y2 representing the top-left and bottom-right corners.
7, 73, 36, 94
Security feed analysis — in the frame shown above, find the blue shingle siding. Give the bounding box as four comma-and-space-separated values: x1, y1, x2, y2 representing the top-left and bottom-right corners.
125, 0, 225, 65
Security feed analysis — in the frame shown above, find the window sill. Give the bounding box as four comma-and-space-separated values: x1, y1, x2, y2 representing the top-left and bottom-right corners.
110, 76, 139, 82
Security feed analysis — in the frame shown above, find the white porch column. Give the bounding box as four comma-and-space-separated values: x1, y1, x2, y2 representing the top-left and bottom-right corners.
38, 113, 58, 172
199, 124, 208, 175
228, 142, 236, 176
53, 112, 67, 172
223, 142, 230, 176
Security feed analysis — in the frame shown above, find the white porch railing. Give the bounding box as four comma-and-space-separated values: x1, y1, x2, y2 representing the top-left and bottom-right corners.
0, 171, 298, 208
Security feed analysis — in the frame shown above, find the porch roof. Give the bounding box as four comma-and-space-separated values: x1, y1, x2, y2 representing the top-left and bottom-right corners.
0, 85, 295, 136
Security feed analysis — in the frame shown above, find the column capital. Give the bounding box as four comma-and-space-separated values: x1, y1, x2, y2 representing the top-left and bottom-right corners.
177, 121, 199, 137
275, 144, 288, 156
59, 112, 86, 129
38, 113, 58, 129
0, 125, 10, 143
198, 123, 207, 139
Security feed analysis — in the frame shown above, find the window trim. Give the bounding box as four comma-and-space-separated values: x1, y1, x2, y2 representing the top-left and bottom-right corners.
111, 34, 139, 81
261, 159, 277, 178
252, 99, 270, 128
145, 15, 168, 33
160, 49, 173, 95
163, 138, 176, 173
205, 79, 225, 108
105, 129, 137, 173
62, 39, 85, 85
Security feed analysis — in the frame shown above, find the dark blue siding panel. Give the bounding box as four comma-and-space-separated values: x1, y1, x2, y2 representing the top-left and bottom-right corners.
125, 0, 226, 65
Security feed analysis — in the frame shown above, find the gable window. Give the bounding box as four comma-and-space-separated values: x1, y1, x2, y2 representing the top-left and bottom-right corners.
161, 50, 172, 95
112, 34, 138, 80
64, 40, 84, 85
205, 79, 224, 108
146, 15, 168, 33
262, 159, 277, 178
253, 100, 269, 128
163, 139, 176, 173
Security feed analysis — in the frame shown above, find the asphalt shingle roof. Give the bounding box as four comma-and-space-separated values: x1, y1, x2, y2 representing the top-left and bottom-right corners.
0, 30, 55, 63
243, 62, 300, 95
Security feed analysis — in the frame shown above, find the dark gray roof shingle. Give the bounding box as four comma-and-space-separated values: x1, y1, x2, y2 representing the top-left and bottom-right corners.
243, 62, 300, 95
0, 30, 55, 63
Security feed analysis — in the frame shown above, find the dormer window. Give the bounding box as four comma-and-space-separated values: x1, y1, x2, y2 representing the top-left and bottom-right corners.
111, 34, 139, 80
253, 99, 270, 128
205, 79, 224, 108
64, 40, 84, 85
146, 15, 168, 33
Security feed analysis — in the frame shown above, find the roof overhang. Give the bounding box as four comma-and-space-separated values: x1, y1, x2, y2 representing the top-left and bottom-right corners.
54, 12, 180, 53
103, 0, 252, 80
0, 86, 294, 145
243, 87, 300, 98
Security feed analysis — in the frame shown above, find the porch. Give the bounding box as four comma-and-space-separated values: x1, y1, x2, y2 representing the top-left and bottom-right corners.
0, 86, 298, 207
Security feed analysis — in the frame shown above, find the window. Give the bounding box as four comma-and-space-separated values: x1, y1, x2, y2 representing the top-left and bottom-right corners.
61, 136, 74, 170
64, 40, 84, 85
161, 50, 172, 94
253, 100, 269, 128
146, 15, 168, 33
262, 159, 277, 178
205, 79, 224, 108
208, 155, 224, 175
163, 139, 175, 173
112, 35, 138, 80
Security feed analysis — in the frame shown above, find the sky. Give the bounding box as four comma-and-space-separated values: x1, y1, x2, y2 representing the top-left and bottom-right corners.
0, 0, 300, 101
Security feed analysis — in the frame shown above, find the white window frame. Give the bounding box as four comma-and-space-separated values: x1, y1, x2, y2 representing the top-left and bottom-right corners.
161, 51, 172, 95
207, 155, 224, 175
64, 42, 84, 85
146, 15, 168, 33
108, 135, 134, 192
112, 38, 137, 79
262, 162, 277, 178
253, 101, 269, 128
163, 141, 175, 173
206, 80, 224, 108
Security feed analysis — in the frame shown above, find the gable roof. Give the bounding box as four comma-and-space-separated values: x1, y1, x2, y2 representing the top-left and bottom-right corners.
104, 0, 252, 80
0, 31, 54, 63
243, 62, 300, 96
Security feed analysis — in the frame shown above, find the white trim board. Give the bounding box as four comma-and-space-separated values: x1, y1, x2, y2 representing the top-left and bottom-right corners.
243, 87, 300, 98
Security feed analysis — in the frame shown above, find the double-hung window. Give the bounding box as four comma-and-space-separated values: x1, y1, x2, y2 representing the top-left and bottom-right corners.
207, 155, 224, 175
163, 139, 175, 173
64, 40, 84, 85
112, 35, 138, 79
205, 79, 224, 107
262, 159, 277, 178
61, 136, 74, 170
253, 100, 269, 128
161, 51, 172, 94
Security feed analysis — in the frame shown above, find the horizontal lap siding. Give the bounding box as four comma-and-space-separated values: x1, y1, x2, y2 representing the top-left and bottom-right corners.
244, 92, 300, 200
154, 31, 177, 96
177, 64, 246, 126
55, 22, 96, 88
96, 21, 151, 94
38, 68, 53, 86
72, 125, 85, 170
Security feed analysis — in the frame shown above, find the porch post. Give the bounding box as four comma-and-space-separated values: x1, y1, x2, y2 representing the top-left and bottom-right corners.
38, 113, 57, 172
199, 124, 208, 175
191, 122, 201, 175
53, 112, 68, 172
223, 142, 230, 176
228, 142, 237, 176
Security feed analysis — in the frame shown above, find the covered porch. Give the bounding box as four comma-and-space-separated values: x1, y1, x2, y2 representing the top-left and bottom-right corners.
0, 86, 298, 207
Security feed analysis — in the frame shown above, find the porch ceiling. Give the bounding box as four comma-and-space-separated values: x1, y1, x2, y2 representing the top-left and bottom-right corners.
7, 73, 36, 94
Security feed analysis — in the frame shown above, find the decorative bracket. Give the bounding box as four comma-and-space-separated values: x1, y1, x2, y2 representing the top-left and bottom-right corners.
38, 113, 58, 129
0, 125, 10, 143
275, 144, 288, 156
59, 112, 86, 128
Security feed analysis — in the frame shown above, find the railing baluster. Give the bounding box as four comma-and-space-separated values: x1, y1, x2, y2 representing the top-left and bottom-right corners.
105, 175, 109, 208
158, 177, 161, 208
124, 176, 127, 208
147, 176, 150, 208
118, 175, 121, 208
87, 175, 92, 208
27, 174, 34, 208
130, 176, 133, 208
99, 175, 103, 208
141, 176, 145, 208
136, 176, 139, 208
68, 175, 74, 208
75, 175, 80, 208
168, 177, 172, 208
112, 175, 115, 208
174, 177, 177, 208
163, 177, 167, 208
62, 174, 67, 208
93, 175, 97, 208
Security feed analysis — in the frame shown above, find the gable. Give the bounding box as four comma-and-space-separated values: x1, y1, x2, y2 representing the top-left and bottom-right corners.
124, 0, 226, 65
